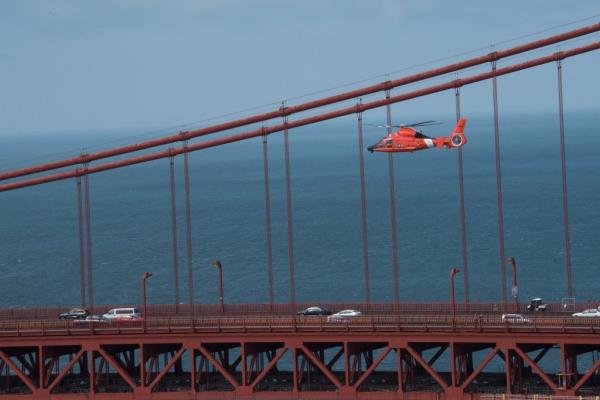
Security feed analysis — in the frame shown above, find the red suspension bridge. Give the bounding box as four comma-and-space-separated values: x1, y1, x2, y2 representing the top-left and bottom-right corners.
1, 22, 600, 399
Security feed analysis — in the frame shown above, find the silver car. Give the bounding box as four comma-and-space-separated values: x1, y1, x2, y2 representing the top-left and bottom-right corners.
327, 309, 362, 322
572, 308, 600, 317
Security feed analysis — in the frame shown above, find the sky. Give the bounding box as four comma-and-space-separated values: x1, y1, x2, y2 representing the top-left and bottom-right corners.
1, 0, 600, 137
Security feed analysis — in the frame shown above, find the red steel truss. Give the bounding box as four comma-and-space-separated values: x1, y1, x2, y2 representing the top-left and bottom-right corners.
1, 315, 600, 399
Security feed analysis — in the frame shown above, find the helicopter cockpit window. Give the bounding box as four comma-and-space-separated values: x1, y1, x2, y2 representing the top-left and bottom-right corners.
385, 139, 393, 145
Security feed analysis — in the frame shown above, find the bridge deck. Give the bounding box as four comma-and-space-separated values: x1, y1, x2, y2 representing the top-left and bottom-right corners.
0, 313, 599, 399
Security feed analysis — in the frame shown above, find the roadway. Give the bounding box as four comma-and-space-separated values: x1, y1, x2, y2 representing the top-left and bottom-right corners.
1, 312, 600, 337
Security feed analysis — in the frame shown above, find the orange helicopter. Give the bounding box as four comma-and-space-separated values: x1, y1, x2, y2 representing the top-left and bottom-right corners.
367, 119, 467, 153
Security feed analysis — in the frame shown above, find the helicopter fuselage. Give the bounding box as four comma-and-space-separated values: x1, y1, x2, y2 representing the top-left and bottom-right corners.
368, 119, 467, 153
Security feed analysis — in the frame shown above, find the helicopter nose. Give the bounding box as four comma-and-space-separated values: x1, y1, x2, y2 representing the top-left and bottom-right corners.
367, 145, 375, 153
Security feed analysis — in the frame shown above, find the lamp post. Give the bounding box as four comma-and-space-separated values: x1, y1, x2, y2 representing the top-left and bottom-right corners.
507, 257, 518, 311
450, 268, 460, 327
141, 272, 153, 330
213, 260, 224, 312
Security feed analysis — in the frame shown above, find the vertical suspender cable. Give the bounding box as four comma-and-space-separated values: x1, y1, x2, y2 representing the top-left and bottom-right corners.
262, 131, 275, 307
83, 165, 94, 311
356, 105, 371, 304
385, 90, 400, 305
282, 103, 297, 306
455, 87, 470, 305
491, 60, 507, 309
169, 155, 181, 310
556, 58, 573, 299
183, 140, 195, 315
76, 175, 86, 307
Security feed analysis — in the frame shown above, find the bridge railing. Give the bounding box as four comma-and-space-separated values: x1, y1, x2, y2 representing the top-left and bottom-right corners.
0, 301, 596, 321
1, 313, 600, 337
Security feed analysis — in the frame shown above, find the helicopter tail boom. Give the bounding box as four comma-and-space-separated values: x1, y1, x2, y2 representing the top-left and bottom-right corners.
448, 119, 467, 148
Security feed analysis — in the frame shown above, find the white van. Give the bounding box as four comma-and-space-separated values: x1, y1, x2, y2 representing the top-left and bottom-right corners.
102, 308, 142, 320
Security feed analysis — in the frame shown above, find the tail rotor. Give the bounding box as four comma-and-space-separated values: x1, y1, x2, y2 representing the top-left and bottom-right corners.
449, 119, 467, 147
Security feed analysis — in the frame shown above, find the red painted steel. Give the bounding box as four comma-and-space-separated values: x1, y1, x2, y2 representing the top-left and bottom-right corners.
508, 257, 518, 307
182, 142, 194, 312
168, 156, 181, 308
385, 90, 400, 305
283, 110, 297, 306
356, 107, 371, 303
83, 171, 93, 310
557, 59, 574, 300
3, 301, 600, 321
3, 312, 600, 336
2, 42, 600, 193
261, 133, 275, 306
491, 61, 508, 311
450, 268, 460, 325
213, 261, 224, 312
455, 87, 470, 306
76, 176, 86, 308
2, 22, 600, 183
0, 318, 599, 398
141, 272, 152, 325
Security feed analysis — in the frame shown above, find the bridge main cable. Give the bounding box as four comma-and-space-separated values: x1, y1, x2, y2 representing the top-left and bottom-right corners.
1, 22, 600, 182
1, 41, 600, 192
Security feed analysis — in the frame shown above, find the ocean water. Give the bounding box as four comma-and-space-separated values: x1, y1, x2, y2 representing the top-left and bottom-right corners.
0, 110, 599, 309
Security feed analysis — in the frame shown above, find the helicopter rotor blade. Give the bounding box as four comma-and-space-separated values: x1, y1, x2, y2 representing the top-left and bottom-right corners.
402, 120, 439, 127
414, 122, 443, 127
366, 120, 443, 128
365, 123, 402, 129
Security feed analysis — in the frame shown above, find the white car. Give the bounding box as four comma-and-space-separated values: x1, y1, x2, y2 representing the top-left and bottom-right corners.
572, 309, 600, 317
501, 314, 531, 324
102, 308, 142, 320
327, 309, 362, 322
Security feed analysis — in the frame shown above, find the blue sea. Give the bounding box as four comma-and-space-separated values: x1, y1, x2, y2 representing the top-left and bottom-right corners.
0, 110, 599, 309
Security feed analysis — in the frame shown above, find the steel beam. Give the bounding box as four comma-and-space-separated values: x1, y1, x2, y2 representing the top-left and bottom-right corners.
147, 347, 186, 390
352, 347, 391, 388
404, 345, 449, 389
196, 345, 240, 388
96, 347, 137, 390
512, 345, 558, 392
460, 346, 499, 390
299, 344, 342, 389
46, 349, 85, 392
249, 347, 287, 389
0, 350, 36, 392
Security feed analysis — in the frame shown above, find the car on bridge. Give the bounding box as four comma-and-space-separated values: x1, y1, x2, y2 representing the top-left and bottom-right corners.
297, 306, 331, 316
526, 297, 547, 312
73, 314, 109, 324
102, 308, 142, 320
327, 309, 362, 322
501, 313, 531, 324
572, 308, 600, 317
58, 308, 88, 320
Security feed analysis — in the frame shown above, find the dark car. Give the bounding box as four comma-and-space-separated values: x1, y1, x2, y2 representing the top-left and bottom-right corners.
58, 308, 89, 320
297, 306, 331, 316
527, 298, 547, 312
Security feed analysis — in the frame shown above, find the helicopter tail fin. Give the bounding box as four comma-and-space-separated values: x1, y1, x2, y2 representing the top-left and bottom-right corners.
449, 118, 467, 148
